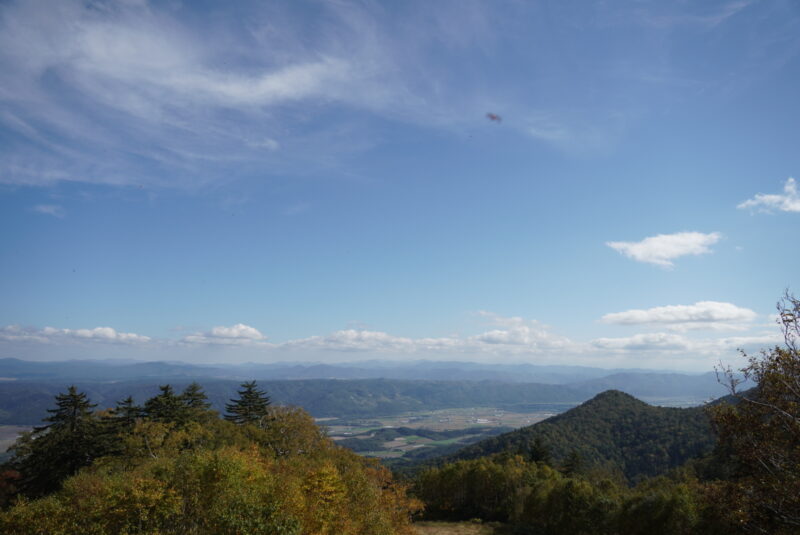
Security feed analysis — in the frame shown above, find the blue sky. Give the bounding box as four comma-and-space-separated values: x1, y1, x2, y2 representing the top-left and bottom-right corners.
1, 0, 798, 370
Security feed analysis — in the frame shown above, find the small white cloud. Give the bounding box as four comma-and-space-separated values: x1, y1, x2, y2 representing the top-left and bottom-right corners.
601, 301, 757, 331
738, 178, 800, 213
33, 204, 65, 218
606, 231, 722, 267
210, 323, 265, 340
182, 323, 267, 345
0, 324, 149, 344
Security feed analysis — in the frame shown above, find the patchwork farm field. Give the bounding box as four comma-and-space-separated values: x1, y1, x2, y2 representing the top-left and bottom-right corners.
323, 404, 575, 460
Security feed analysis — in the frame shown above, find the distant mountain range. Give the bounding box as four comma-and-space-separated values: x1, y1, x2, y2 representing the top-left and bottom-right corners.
0, 357, 732, 387
0, 357, 698, 383
0, 358, 741, 425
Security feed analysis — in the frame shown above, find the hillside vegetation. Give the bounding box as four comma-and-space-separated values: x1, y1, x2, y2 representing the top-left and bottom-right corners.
445, 390, 715, 481
0, 382, 419, 534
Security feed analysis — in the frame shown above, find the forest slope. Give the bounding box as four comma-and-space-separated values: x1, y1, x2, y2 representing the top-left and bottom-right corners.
444, 390, 715, 480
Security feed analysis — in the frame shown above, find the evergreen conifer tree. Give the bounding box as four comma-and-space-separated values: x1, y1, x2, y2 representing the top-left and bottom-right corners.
144, 385, 187, 423
225, 381, 271, 426
10, 386, 103, 496
181, 382, 211, 410
561, 449, 585, 477
527, 436, 553, 466
111, 396, 144, 427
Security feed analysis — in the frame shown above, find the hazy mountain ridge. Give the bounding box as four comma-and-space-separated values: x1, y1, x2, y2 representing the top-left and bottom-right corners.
0, 358, 735, 425
0, 358, 698, 383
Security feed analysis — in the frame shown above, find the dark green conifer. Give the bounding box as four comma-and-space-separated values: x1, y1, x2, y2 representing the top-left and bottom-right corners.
527, 436, 552, 466
561, 449, 585, 477
181, 382, 211, 410
10, 386, 103, 496
225, 381, 271, 426
143, 385, 186, 423
111, 396, 144, 427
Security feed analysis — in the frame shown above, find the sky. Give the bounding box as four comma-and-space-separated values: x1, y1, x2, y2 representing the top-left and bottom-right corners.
1, 0, 799, 371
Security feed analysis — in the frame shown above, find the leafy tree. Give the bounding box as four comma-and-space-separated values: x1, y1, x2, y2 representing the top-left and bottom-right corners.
712, 291, 800, 533
257, 406, 327, 457
0, 393, 420, 535
225, 380, 271, 426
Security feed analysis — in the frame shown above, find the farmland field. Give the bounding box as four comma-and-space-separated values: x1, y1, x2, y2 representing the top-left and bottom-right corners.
323, 404, 575, 461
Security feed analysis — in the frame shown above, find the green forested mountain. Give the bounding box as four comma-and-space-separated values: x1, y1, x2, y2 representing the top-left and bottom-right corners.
444, 390, 715, 481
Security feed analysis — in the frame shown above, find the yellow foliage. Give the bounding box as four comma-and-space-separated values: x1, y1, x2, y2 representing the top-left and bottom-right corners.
0, 405, 419, 535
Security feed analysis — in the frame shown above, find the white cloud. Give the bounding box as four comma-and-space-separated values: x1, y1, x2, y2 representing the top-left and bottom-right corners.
33, 204, 65, 217
592, 332, 690, 352
210, 324, 265, 340
0, 313, 786, 370
282, 313, 575, 356
182, 323, 267, 346
468, 312, 574, 350
591, 330, 782, 358
738, 178, 800, 213
601, 301, 757, 331
0, 325, 149, 344
606, 231, 722, 267
284, 329, 417, 352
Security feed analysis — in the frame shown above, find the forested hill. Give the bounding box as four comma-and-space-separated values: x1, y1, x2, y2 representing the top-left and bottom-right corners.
444, 390, 716, 481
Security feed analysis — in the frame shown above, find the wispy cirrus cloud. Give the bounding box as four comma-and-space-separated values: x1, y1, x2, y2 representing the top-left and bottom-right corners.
3, 1, 794, 188
32, 204, 65, 218
738, 178, 800, 213
0, 0, 492, 188
606, 231, 722, 268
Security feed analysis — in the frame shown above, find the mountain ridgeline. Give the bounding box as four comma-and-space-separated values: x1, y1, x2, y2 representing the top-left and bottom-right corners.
444, 390, 716, 481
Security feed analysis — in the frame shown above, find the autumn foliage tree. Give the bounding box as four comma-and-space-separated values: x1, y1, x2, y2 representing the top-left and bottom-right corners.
712, 291, 800, 533
0, 381, 420, 535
